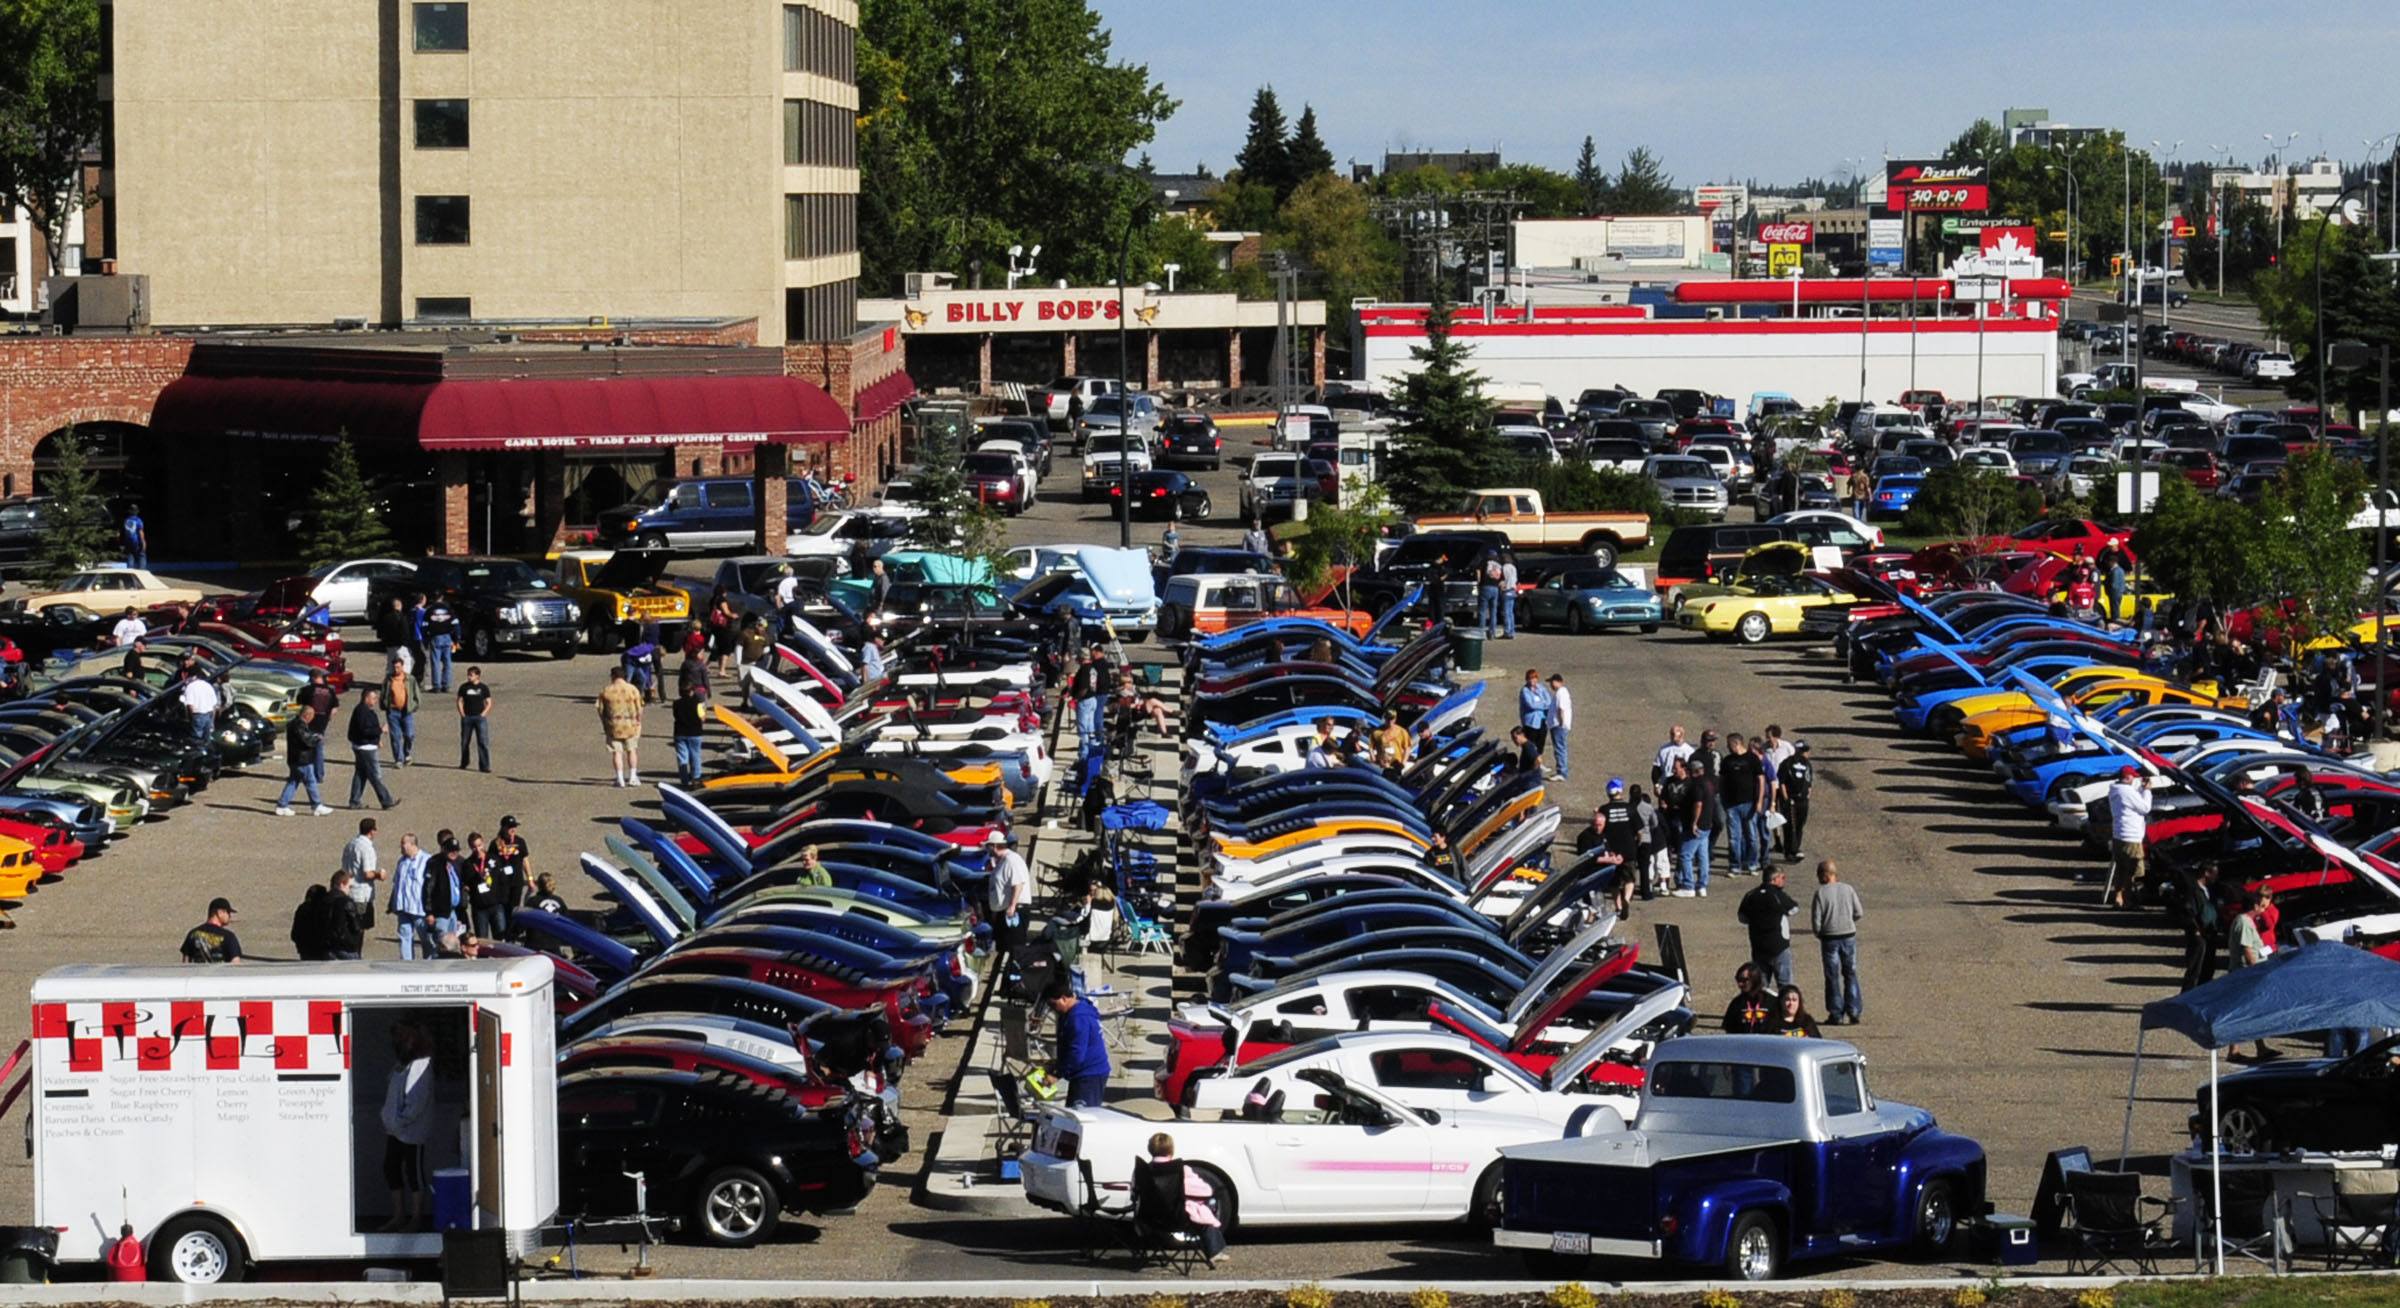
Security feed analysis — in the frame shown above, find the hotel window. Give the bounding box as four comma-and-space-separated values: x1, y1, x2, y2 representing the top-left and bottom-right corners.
414, 196, 471, 245
784, 101, 855, 169
413, 3, 468, 52
784, 195, 855, 261
416, 297, 473, 320
414, 100, 470, 149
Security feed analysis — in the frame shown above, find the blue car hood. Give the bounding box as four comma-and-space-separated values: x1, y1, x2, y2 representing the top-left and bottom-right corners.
1074, 547, 1159, 609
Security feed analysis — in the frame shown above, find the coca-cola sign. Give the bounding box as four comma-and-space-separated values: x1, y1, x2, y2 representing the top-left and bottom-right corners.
1756, 222, 1814, 245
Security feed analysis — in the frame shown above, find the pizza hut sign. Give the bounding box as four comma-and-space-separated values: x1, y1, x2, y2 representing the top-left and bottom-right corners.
1756, 222, 1814, 245
1886, 159, 1991, 213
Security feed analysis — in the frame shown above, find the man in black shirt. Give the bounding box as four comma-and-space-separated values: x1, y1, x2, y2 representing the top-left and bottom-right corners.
671, 684, 709, 787
1778, 742, 1815, 863
457, 667, 493, 772
120, 638, 147, 680
489, 816, 531, 938
1599, 779, 1641, 911
1721, 963, 1775, 1033
1718, 736, 1768, 875
181, 897, 243, 963
1737, 867, 1801, 985
346, 688, 398, 810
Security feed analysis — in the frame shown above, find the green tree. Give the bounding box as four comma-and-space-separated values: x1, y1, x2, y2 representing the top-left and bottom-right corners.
856, 0, 1175, 293
1234, 85, 1292, 200
1273, 174, 1401, 314
2252, 450, 2369, 649
1899, 466, 2043, 539
2132, 474, 2266, 609
0, 0, 102, 277
1572, 135, 1609, 215
1284, 482, 1398, 611
2251, 217, 2400, 410
1467, 163, 1583, 219
1609, 146, 1679, 214
1520, 462, 1668, 522
1206, 174, 1281, 235
1940, 118, 2008, 167
901, 413, 1012, 580
298, 438, 398, 568
1134, 215, 1228, 293
1386, 279, 1504, 513
32, 428, 110, 584
1285, 105, 1335, 188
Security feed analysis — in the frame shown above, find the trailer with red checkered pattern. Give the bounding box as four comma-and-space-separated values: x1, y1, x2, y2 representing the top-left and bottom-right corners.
28, 958, 559, 1283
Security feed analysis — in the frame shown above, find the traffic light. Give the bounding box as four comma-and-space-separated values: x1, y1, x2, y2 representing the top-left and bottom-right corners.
2110, 255, 2125, 275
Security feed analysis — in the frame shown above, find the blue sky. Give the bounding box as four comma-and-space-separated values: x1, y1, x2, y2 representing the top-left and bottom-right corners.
1094, 0, 2399, 182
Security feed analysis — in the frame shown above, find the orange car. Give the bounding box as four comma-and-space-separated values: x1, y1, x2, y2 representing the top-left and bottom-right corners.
1158, 573, 1377, 641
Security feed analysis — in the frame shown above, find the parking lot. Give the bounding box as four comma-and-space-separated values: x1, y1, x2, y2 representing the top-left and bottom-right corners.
0, 422, 2218, 1283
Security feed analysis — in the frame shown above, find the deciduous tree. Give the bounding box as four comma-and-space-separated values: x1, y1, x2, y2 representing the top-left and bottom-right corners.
0, 0, 102, 277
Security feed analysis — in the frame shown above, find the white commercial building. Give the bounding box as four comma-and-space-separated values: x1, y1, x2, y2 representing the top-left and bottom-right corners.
1357, 276, 2065, 409
1513, 217, 1715, 271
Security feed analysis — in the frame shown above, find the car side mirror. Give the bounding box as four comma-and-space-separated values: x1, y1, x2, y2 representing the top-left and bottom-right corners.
1313, 1094, 1334, 1111
1418, 1109, 1441, 1125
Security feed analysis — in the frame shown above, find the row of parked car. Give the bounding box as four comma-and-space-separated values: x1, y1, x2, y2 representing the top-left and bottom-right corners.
494, 583, 1082, 1251
1007, 603, 1987, 1280
2143, 323, 2297, 383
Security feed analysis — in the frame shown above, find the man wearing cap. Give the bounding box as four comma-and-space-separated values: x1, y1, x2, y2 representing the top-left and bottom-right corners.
986, 829, 1031, 988
2105, 766, 2154, 910
181, 898, 243, 964
1776, 742, 1815, 864
489, 817, 530, 937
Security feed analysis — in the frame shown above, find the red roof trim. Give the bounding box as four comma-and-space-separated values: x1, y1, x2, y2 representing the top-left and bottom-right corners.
852, 369, 917, 425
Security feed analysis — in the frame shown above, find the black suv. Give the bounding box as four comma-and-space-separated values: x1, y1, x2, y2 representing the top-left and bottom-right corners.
1350, 529, 1512, 622
366, 556, 580, 660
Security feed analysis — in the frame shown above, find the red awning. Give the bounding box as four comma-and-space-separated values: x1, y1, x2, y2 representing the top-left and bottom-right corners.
852, 370, 917, 425
151, 373, 850, 452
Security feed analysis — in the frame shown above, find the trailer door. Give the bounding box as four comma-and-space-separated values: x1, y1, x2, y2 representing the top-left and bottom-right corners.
474, 1009, 503, 1226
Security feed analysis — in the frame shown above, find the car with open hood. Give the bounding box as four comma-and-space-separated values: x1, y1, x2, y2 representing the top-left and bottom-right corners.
554, 548, 692, 650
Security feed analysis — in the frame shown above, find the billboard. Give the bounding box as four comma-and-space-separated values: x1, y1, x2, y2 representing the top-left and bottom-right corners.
1757, 222, 1815, 245
1767, 244, 1803, 277
1886, 159, 1990, 212
1607, 220, 1688, 260
1867, 217, 1904, 267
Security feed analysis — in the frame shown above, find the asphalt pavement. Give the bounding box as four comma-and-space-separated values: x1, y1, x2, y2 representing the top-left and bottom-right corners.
0, 429, 2215, 1283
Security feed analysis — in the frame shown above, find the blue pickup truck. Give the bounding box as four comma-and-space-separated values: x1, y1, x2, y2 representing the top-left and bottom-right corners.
1492, 1035, 1985, 1281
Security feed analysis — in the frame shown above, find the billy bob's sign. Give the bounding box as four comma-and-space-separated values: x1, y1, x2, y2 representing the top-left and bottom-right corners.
899, 287, 1161, 334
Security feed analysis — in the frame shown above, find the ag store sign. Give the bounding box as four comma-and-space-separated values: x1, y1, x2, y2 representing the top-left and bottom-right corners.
900, 287, 1155, 334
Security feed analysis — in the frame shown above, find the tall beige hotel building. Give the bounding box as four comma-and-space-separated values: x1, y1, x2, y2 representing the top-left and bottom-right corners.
103, 0, 862, 342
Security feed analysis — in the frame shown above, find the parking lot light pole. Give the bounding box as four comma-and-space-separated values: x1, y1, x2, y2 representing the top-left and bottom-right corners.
2314, 183, 2368, 435
1115, 196, 1155, 550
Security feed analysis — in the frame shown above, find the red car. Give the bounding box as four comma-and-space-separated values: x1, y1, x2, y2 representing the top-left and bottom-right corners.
0, 816, 82, 874
634, 946, 936, 1057
191, 620, 351, 690
2157, 448, 2222, 490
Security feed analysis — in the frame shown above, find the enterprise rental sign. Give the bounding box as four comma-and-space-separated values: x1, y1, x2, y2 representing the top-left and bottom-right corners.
1885, 160, 1990, 213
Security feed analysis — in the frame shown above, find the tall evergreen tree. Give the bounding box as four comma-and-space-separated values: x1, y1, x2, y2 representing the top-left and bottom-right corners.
1234, 86, 1291, 198
1573, 134, 1609, 215
1611, 146, 1679, 214
1386, 278, 1503, 514
33, 428, 111, 584
1285, 105, 1335, 189
298, 438, 397, 568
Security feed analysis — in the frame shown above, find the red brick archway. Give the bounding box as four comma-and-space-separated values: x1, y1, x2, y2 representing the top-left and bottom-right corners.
0, 337, 196, 490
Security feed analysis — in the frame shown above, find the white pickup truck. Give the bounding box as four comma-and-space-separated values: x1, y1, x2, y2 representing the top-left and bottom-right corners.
1239, 451, 1316, 522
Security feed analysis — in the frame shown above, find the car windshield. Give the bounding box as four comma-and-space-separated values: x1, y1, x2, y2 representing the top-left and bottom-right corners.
457, 561, 548, 591
624, 480, 676, 509
1652, 459, 1712, 479
1087, 435, 1138, 455
1388, 537, 1490, 570
962, 453, 1016, 475
1619, 401, 1671, 419
1877, 458, 1926, 476
1587, 440, 1647, 460
0, 503, 41, 531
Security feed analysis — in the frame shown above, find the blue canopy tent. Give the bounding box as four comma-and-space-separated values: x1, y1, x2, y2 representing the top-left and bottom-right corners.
2122, 943, 2400, 1272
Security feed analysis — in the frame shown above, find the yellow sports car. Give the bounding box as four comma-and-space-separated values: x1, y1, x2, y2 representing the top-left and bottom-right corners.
1954, 677, 2242, 760
1673, 541, 1816, 613
1678, 572, 1856, 644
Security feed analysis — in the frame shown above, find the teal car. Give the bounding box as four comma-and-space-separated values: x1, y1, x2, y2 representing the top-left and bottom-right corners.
1520, 566, 1664, 633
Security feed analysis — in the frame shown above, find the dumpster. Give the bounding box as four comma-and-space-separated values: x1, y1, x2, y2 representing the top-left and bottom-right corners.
1451, 630, 1484, 673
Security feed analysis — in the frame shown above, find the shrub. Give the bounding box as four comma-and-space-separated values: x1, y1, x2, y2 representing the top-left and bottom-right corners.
1547, 1282, 1599, 1308
1952, 1287, 1989, 1308
1695, 1290, 1741, 1308
2072, 1289, 2114, 1308
1819, 1291, 1857, 1308
1899, 465, 2045, 538
1143, 1297, 1188, 1308
1409, 1290, 1452, 1308
1522, 461, 1670, 523
1287, 1285, 1336, 1308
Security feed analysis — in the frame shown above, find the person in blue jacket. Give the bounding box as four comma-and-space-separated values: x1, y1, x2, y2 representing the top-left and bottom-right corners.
1045, 979, 1111, 1108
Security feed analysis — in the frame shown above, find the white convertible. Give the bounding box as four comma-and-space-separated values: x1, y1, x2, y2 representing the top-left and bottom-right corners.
1020, 1068, 1608, 1229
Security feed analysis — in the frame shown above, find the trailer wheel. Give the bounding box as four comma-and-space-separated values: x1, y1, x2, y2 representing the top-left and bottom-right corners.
692, 1165, 781, 1247
150, 1212, 247, 1284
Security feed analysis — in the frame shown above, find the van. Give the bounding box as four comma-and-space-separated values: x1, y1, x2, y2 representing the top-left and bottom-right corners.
598, 476, 817, 551
1655, 523, 1795, 603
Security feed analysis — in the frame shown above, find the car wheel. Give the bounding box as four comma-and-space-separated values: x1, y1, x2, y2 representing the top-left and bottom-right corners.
1914, 1178, 1958, 1255
1735, 612, 1772, 645
586, 621, 619, 654
637, 531, 668, 551
1640, 622, 1660, 634
2218, 1104, 2274, 1154
1468, 1163, 1506, 1232
467, 625, 496, 661
1587, 539, 1619, 568
149, 1212, 247, 1284
1188, 1162, 1237, 1230
551, 644, 577, 660
1191, 494, 1213, 521
1567, 606, 1587, 634
691, 1164, 781, 1248
1724, 1210, 1782, 1281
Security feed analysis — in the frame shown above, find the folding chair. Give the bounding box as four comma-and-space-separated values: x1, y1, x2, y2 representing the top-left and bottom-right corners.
1116, 895, 1173, 957
2193, 1170, 2286, 1273
2294, 1167, 2398, 1271
2060, 1169, 2176, 1275
1069, 1158, 1138, 1262
1126, 1157, 1216, 1274
986, 1070, 1037, 1178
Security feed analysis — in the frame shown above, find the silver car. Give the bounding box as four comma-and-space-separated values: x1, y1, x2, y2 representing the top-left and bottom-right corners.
1072, 393, 1162, 451
1642, 455, 1728, 522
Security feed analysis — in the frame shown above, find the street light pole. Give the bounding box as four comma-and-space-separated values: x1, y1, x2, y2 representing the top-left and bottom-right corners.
1115, 197, 1154, 549
2315, 182, 2368, 434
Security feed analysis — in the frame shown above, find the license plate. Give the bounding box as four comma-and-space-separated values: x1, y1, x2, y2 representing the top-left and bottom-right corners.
1551, 1231, 1591, 1256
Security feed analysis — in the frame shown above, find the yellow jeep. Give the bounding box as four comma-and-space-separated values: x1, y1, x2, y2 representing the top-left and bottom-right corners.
555, 548, 692, 651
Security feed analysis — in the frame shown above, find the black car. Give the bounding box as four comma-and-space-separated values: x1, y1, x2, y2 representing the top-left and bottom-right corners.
0, 498, 51, 576
1159, 413, 1223, 470
365, 556, 580, 660
1110, 470, 1213, 521
558, 1067, 877, 1247
845, 581, 1048, 645
1349, 530, 1511, 622
974, 417, 1052, 478
2206, 1033, 2400, 1155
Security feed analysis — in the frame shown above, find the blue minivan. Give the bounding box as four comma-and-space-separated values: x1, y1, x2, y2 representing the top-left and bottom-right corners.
598, 477, 819, 551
